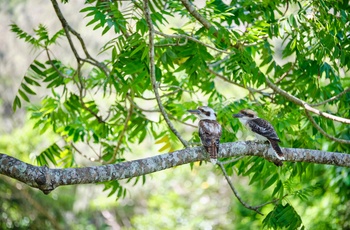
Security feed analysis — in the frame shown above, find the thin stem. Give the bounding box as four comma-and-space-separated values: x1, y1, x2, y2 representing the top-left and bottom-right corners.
265, 77, 350, 124
106, 99, 134, 164
309, 87, 350, 107
305, 110, 350, 144
274, 61, 296, 84
218, 162, 285, 215
218, 162, 263, 215
208, 69, 272, 98
50, 0, 80, 62
143, 0, 189, 148
155, 31, 234, 54
72, 143, 101, 162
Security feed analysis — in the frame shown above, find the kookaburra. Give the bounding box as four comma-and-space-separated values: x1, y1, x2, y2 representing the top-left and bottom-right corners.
233, 109, 284, 162
188, 106, 222, 164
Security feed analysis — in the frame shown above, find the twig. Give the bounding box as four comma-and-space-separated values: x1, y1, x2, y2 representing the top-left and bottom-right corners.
71, 143, 101, 162
106, 100, 134, 164
217, 162, 264, 215
132, 101, 159, 113
309, 87, 350, 107
179, 0, 216, 33
87, 140, 101, 159
169, 115, 198, 128
51, 0, 80, 62
274, 61, 296, 84
208, 55, 230, 67
304, 110, 350, 144
208, 69, 272, 98
51, 0, 111, 78
254, 194, 288, 209
155, 37, 188, 47
135, 89, 182, 101
265, 77, 350, 124
155, 31, 233, 54
143, 0, 189, 148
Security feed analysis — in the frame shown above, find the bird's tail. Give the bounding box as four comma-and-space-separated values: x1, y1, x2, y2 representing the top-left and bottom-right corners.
269, 139, 284, 160
206, 145, 218, 164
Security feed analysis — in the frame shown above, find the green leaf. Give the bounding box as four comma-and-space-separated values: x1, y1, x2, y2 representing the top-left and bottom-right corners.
18, 89, 30, 102
30, 64, 45, 76
263, 173, 279, 190
12, 95, 21, 112
263, 204, 303, 229
21, 83, 36, 95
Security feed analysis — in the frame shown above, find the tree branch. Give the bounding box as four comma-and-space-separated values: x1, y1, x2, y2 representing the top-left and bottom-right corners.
155, 31, 233, 54
304, 110, 350, 144
1, 141, 350, 195
180, 0, 215, 31
50, 0, 111, 78
265, 77, 350, 124
207, 69, 272, 98
309, 87, 350, 107
143, 0, 189, 148
218, 162, 264, 215
107, 100, 134, 164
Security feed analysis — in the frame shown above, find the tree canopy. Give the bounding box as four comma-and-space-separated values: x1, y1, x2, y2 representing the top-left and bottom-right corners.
1, 0, 350, 229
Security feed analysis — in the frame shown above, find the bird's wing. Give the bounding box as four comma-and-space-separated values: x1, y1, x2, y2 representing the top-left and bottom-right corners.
248, 118, 280, 141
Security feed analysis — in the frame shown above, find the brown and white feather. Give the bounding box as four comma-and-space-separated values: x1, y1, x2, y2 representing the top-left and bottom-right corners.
188, 106, 222, 164
233, 109, 284, 163
199, 119, 222, 161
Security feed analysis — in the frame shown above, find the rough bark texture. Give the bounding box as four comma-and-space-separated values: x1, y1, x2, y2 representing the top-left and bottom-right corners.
1, 141, 349, 194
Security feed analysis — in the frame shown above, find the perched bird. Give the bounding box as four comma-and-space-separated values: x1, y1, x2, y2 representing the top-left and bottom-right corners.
233, 109, 284, 163
188, 106, 222, 164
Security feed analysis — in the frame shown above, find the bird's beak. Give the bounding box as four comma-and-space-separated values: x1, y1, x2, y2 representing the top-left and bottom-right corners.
187, 109, 201, 115
232, 113, 243, 118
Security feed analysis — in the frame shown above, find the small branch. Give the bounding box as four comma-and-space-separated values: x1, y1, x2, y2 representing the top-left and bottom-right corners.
304, 110, 350, 144
208, 69, 272, 98
155, 37, 188, 47
134, 89, 182, 101
218, 162, 262, 215
180, 0, 215, 31
71, 142, 101, 163
169, 115, 198, 128
132, 102, 159, 113
254, 194, 288, 209
274, 62, 296, 84
51, 0, 80, 62
143, 0, 189, 148
155, 31, 233, 54
265, 77, 350, 124
106, 100, 134, 164
309, 87, 350, 107
51, 0, 111, 78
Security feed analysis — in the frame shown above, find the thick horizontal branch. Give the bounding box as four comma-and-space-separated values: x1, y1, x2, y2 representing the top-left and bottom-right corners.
1, 141, 349, 194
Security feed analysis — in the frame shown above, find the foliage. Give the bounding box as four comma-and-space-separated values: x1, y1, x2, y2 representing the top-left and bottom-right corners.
7, 0, 350, 229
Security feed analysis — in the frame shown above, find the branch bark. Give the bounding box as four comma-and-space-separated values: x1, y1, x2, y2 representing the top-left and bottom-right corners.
1, 141, 349, 194
265, 77, 350, 124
